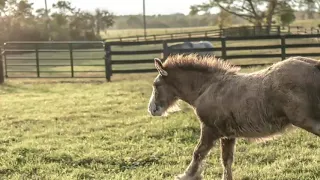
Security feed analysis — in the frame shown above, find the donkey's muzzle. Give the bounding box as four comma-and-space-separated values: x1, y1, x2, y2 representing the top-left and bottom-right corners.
148, 104, 163, 116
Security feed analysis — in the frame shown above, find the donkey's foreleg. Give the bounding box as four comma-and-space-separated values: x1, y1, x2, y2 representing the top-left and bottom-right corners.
292, 118, 320, 137
176, 124, 219, 180
220, 138, 236, 180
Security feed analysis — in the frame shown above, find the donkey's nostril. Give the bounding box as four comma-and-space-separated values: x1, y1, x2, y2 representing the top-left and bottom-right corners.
151, 106, 160, 114
152, 107, 157, 113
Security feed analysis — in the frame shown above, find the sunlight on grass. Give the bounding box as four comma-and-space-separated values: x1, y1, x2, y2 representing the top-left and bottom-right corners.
0, 68, 320, 179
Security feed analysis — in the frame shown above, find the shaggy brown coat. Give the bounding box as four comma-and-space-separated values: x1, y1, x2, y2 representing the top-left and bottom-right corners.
147, 54, 320, 180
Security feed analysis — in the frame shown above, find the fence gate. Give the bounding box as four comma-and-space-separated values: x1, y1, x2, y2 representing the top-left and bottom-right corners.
2, 41, 107, 79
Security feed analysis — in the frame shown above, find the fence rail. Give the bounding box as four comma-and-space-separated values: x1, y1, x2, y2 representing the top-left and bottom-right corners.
105, 25, 320, 42
2, 41, 105, 79
1, 33, 320, 82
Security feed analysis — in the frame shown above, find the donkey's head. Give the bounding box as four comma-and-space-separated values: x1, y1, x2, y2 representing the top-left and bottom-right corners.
148, 58, 179, 116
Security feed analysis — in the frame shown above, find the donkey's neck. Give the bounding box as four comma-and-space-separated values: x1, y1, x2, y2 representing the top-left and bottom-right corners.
173, 71, 227, 106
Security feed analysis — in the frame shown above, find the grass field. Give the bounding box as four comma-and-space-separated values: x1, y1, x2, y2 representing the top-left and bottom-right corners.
1, 18, 320, 180
102, 19, 320, 39
1, 71, 320, 180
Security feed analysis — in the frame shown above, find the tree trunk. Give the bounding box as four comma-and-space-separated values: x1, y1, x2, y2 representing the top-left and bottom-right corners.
96, 19, 101, 37
266, 0, 278, 34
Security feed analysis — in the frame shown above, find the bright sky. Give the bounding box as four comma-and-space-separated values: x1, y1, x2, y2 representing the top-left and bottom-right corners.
30, 0, 212, 15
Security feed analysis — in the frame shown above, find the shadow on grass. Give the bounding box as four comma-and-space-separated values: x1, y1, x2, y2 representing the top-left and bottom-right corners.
0, 83, 33, 93
11, 79, 107, 85
0, 168, 14, 176
147, 126, 200, 143
117, 155, 161, 172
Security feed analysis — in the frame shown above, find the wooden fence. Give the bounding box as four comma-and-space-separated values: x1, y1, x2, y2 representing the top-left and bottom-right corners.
104, 34, 320, 81
2, 41, 105, 80
105, 25, 320, 42
1, 34, 320, 82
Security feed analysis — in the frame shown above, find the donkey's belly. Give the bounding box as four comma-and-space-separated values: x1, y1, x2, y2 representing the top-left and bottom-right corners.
226, 117, 291, 138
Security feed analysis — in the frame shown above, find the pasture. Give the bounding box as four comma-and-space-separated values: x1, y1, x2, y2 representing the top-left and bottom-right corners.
102, 19, 320, 39
0, 72, 320, 180
1, 26, 320, 179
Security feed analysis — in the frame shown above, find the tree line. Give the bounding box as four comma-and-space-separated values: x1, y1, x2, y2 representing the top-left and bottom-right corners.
190, 0, 320, 29
0, 0, 114, 44
0, 0, 320, 45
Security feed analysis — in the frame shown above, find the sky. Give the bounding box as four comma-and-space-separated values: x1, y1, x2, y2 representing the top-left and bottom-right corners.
29, 0, 212, 15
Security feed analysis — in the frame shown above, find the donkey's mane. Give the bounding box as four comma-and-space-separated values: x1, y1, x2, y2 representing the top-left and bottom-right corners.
162, 54, 240, 74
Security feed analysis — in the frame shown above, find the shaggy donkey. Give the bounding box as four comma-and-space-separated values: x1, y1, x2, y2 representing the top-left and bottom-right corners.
147, 54, 320, 180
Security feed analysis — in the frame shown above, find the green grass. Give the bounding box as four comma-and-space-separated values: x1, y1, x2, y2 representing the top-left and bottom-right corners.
0, 70, 320, 180
102, 19, 320, 39
291, 19, 320, 28
101, 26, 217, 39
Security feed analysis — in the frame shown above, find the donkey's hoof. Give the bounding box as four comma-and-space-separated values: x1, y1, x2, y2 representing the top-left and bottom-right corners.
175, 173, 202, 180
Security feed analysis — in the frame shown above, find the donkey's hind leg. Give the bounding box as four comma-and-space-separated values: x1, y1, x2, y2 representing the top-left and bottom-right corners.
292, 118, 320, 137
176, 124, 219, 180
220, 138, 236, 180
284, 105, 320, 137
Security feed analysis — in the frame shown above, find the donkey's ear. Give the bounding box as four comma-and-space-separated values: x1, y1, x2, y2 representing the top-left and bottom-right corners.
154, 58, 168, 76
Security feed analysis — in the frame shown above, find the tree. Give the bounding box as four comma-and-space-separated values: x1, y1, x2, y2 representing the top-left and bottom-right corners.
100, 10, 114, 33
297, 0, 320, 18
0, 0, 115, 43
276, 2, 296, 27
93, 9, 114, 36
126, 16, 143, 28
52, 0, 75, 15
217, 8, 232, 29
189, 0, 293, 29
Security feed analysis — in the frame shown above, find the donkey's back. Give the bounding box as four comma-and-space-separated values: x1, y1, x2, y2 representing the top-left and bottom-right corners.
195, 57, 320, 138
266, 57, 320, 137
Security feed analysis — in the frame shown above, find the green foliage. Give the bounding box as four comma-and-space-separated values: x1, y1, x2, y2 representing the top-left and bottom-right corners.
189, 0, 276, 26
277, 2, 296, 26
0, 0, 114, 44
189, 0, 305, 28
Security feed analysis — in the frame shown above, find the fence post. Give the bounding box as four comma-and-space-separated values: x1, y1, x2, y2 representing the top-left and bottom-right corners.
3, 44, 7, 78
104, 42, 112, 82
69, 43, 74, 78
35, 44, 40, 77
221, 37, 227, 60
0, 47, 4, 84
162, 41, 169, 60
280, 35, 286, 60
219, 28, 224, 37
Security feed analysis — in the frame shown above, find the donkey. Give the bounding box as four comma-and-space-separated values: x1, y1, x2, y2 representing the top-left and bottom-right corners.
147, 54, 320, 180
